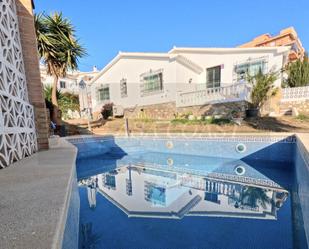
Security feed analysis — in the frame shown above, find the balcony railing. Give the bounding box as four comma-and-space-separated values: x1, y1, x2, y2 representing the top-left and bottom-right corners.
176, 83, 251, 107
282, 85, 309, 102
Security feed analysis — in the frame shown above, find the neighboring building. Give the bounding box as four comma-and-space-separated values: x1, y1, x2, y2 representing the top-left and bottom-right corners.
239, 27, 305, 61
40, 65, 99, 94
89, 46, 290, 118
0, 0, 49, 168
40, 65, 99, 115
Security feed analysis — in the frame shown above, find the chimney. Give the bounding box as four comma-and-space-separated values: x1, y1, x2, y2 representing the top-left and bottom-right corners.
93, 65, 98, 72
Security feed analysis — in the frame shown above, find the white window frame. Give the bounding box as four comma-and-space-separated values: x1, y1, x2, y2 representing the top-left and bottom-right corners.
233, 57, 268, 83
97, 84, 110, 102
140, 69, 164, 96
206, 65, 221, 88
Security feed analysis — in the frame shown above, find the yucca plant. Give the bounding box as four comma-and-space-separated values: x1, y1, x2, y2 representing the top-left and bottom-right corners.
35, 12, 86, 125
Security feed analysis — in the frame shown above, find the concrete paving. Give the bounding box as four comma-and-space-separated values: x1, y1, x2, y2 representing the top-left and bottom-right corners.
0, 138, 77, 249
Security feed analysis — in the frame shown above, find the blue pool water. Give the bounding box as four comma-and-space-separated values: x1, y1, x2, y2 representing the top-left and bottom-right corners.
70, 136, 308, 249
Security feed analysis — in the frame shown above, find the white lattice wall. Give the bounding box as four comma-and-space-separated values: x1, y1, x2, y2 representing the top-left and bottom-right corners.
282, 85, 309, 102
0, 0, 37, 168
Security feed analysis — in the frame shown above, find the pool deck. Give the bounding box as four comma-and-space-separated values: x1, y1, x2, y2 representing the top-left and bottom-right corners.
0, 138, 77, 249
0, 132, 308, 248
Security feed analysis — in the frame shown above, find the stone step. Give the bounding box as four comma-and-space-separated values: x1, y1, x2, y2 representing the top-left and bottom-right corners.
279, 109, 292, 116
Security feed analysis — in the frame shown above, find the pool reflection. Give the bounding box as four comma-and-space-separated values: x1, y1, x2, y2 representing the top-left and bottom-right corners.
79, 164, 288, 220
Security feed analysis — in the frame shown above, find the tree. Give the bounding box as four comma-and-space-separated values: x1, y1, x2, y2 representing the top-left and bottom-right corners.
44, 85, 80, 120
59, 92, 80, 119
35, 12, 86, 125
241, 187, 272, 209
247, 70, 278, 109
285, 54, 309, 87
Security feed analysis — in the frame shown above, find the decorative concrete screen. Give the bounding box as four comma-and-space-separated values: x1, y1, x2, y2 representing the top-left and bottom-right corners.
0, 0, 37, 168
282, 85, 309, 102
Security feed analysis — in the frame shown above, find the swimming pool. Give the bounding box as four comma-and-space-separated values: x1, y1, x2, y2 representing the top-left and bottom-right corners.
68, 135, 309, 249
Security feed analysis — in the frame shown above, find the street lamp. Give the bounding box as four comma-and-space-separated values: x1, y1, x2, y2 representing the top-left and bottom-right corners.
79, 79, 92, 131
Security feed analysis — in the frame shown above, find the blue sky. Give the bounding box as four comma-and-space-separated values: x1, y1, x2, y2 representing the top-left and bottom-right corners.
35, 0, 309, 72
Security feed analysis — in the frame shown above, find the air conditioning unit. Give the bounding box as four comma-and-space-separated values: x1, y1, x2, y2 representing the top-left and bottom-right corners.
113, 105, 124, 117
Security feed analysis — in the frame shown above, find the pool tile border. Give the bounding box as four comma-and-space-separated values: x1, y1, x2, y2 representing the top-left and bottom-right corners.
67, 133, 296, 144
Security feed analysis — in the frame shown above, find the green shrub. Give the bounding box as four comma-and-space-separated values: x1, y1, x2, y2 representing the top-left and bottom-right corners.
44, 85, 79, 119
101, 102, 113, 119
284, 53, 309, 87
247, 70, 278, 109
296, 113, 309, 121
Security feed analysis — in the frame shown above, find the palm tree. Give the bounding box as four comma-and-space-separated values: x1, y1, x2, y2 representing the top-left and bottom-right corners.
35, 12, 86, 125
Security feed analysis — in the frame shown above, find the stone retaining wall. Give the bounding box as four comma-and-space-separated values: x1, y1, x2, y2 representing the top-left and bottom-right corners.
177, 101, 248, 118
124, 101, 248, 120
280, 100, 309, 115
124, 102, 177, 120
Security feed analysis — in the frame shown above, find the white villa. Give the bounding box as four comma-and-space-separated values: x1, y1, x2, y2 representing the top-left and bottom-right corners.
40, 65, 99, 118
40, 65, 99, 95
89, 46, 290, 117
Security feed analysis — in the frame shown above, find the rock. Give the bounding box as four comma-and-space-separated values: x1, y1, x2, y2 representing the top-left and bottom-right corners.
188, 115, 195, 120
292, 107, 299, 117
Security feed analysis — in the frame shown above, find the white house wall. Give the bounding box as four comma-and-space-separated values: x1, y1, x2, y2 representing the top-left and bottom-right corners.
41, 73, 79, 94
177, 51, 285, 87
91, 57, 181, 111
174, 61, 200, 92
91, 48, 288, 111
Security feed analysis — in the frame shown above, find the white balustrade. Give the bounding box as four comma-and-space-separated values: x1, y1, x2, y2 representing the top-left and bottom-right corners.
176, 83, 251, 107
282, 86, 309, 102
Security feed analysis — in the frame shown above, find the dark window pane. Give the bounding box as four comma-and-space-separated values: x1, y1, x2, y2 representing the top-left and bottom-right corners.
98, 86, 110, 101
206, 66, 221, 88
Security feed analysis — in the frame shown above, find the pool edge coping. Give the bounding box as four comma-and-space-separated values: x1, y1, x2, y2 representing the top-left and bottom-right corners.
0, 137, 78, 249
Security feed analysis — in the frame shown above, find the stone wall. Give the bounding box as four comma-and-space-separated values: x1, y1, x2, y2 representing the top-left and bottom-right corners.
124, 101, 248, 120
260, 89, 282, 116
124, 102, 177, 120
280, 100, 309, 115
16, 0, 49, 150
177, 101, 248, 118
